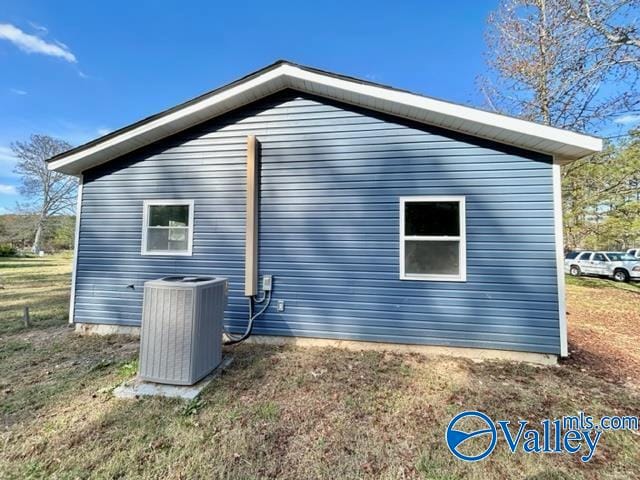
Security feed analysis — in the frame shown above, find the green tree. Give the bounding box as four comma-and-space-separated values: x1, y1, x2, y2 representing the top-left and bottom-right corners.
563, 130, 640, 249
0, 214, 37, 249
48, 215, 76, 250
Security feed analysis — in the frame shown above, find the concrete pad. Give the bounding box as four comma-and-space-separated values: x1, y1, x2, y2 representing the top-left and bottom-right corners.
113, 356, 233, 400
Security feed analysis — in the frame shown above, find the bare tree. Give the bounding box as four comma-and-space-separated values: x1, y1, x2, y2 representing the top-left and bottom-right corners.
480, 0, 640, 132
12, 135, 76, 253
480, 0, 640, 248
568, 0, 640, 50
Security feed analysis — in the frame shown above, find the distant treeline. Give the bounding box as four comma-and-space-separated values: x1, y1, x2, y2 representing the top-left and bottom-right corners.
0, 214, 75, 255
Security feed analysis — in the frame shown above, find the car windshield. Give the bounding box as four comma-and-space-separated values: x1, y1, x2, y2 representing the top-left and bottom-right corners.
606, 252, 636, 261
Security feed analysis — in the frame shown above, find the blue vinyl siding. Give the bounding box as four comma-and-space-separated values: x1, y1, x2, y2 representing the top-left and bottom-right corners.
77, 91, 560, 354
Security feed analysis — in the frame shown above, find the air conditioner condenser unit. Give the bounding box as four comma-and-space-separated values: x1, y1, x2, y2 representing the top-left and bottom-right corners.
138, 276, 227, 385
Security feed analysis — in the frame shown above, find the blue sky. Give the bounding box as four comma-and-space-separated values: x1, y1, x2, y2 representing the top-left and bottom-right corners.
0, 1, 635, 212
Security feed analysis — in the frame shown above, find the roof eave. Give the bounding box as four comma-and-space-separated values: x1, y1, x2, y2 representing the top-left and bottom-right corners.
48, 62, 603, 175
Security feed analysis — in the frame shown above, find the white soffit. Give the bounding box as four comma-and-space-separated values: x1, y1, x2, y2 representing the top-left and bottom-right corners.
48, 62, 602, 175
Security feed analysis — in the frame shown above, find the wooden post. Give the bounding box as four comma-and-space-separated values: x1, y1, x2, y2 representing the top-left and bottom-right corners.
23, 306, 31, 327
245, 135, 260, 297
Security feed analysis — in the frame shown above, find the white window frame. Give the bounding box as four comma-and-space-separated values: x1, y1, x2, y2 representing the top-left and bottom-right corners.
141, 199, 194, 256
399, 196, 466, 282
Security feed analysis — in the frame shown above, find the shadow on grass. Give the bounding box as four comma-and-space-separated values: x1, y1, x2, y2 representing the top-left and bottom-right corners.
0, 285, 69, 305
2, 336, 640, 479
0, 255, 71, 267
0, 315, 69, 336
0, 289, 70, 335
0, 261, 45, 270
8, 343, 427, 478
565, 274, 640, 294
1, 272, 72, 285
0, 332, 138, 424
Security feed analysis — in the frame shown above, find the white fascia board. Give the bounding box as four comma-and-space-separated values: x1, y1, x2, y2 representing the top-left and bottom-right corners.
49, 62, 603, 175
47, 66, 289, 173
282, 64, 603, 157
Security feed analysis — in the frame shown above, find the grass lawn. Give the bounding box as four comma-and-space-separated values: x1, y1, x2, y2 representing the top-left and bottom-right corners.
0, 252, 73, 335
1, 254, 639, 479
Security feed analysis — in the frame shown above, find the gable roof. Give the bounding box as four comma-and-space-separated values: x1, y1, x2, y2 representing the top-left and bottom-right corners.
48, 60, 602, 175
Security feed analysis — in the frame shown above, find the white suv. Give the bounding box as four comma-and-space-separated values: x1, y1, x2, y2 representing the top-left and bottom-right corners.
565, 251, 640, 282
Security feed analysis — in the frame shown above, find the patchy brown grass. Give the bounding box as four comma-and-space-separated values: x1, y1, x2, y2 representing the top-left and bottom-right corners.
0, 255, 639, 479
565, 275, 640, 384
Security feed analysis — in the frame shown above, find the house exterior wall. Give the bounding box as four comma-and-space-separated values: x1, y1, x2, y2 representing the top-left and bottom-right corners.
77, 91, 560, 354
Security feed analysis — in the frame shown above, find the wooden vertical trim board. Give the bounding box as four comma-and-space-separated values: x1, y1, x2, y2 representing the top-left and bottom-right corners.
245, 135, 260, 296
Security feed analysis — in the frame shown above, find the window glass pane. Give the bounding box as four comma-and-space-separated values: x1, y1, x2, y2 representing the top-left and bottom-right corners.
168, 236, 188, 251
405, 240, 459, 276
147, 227, 189, 251
168, 227, 187, 242
593, 253, 606, 261
149, 205, 189, 227
578, 252, 592, 260
405, 201, 459, 236
147, 228, 169, 251
606, 252, 634, 261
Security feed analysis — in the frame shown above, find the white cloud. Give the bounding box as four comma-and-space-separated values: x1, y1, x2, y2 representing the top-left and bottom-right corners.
28, 21, 48, 35
54, 39, 70, 50
614, 114, 640, 125
10, 88, 27, 95
0, 146, 16, 163
0, 23, 76, 63
97, 128, 111, 136
0, 184, 17, 195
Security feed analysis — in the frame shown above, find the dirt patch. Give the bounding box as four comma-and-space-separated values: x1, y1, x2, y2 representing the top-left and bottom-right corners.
564, 279, 640, 386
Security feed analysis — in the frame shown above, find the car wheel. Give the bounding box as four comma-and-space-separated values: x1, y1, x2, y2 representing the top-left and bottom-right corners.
613, 269, 629, 282
569, 265, 581, 276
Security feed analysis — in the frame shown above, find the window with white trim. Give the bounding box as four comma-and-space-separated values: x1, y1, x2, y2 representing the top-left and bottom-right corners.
400, 197, 466, 281
141, 200, 194, 256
